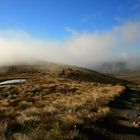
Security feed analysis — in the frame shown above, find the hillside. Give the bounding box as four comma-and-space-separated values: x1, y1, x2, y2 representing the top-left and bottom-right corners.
115, 70, 140, 84
0, 64, 139, 140
93, 61, 140, 84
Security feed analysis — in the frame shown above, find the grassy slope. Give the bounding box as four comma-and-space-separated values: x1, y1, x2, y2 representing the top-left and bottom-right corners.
0, 64, 127, 140
115, 71, 140, 84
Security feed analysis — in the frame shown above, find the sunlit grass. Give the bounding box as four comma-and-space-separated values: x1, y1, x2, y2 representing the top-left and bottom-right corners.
0, 65, 126, 140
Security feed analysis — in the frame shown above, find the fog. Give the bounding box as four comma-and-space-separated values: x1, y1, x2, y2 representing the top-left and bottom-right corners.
0, 21, 140, 72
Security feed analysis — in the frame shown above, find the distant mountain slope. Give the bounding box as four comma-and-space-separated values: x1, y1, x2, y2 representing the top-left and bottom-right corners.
115, 70, 140, 84
93, 61, 140, 84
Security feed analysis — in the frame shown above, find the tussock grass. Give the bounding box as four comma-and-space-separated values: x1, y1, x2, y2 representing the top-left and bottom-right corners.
0, 65, 126, 140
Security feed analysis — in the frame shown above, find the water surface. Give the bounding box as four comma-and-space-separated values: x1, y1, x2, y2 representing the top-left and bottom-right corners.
0, 79, 26, 85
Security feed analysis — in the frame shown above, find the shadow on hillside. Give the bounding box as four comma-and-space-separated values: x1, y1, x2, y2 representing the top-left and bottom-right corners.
109, 99, 131, 110
96, 117, 140, 136
95, 88, 140, 139
76, 124, 111, 140
109, 87, 140, 108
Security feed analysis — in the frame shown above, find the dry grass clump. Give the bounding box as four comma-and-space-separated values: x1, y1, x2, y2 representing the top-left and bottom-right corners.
0, 66, 126, 139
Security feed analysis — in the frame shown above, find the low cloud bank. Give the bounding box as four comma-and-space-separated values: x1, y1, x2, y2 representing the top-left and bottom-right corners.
0, 21, 140, 72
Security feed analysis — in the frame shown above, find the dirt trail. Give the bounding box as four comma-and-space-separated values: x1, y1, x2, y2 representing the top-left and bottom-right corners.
98, 87, 140, 140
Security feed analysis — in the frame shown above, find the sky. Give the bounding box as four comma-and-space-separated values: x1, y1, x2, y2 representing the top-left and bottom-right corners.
0, 0, 140, 70
0, 0, 140, 39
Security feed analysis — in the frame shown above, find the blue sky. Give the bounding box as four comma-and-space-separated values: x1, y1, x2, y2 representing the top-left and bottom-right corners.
0, 0, 140, 40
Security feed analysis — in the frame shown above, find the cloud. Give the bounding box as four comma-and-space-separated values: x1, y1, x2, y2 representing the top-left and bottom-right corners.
0, 21, 140, 71
113, 21, 140, 46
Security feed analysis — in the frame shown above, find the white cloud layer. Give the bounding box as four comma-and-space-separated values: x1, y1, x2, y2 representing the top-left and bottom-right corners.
0, 21, 140, 71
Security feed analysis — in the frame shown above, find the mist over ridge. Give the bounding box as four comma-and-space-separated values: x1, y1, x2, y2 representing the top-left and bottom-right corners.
0, 21, 140, 73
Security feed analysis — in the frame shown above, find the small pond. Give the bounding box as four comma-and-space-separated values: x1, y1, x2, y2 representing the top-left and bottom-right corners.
0, 79, 26, 85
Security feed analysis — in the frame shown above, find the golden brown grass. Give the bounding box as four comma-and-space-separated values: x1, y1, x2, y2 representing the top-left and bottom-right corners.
0, 65, 126, 140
